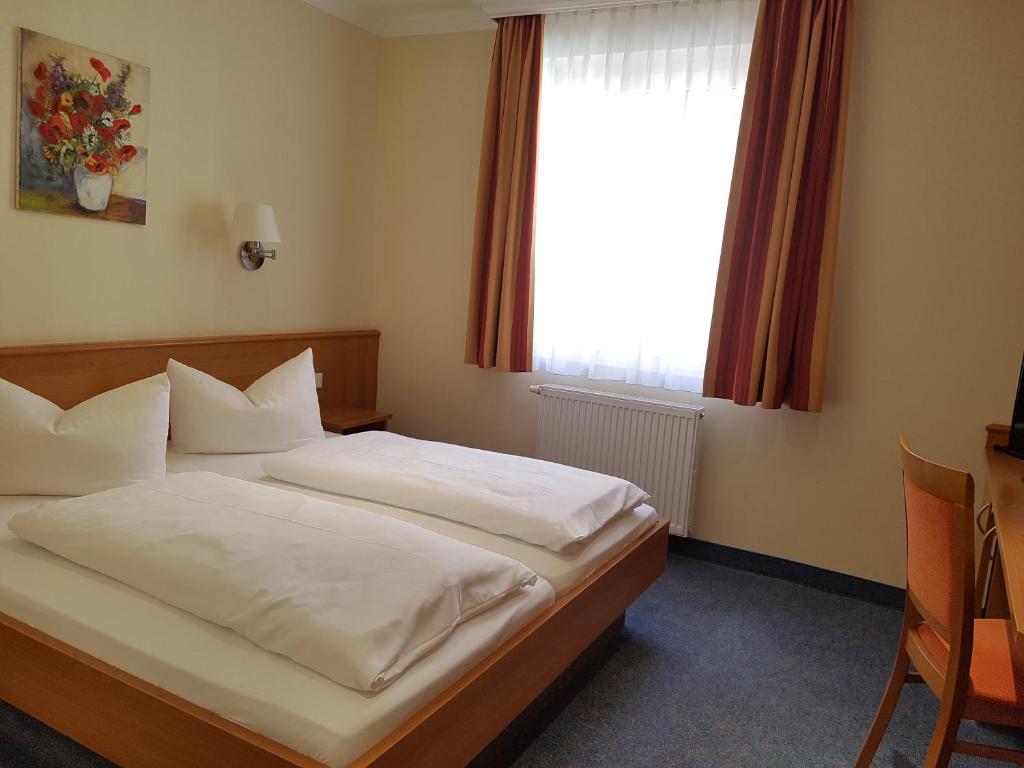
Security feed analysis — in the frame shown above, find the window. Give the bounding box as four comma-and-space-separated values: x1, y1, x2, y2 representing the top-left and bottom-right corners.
532, 0, 758, 392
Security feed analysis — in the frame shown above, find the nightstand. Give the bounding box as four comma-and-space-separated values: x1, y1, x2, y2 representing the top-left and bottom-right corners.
320, 405, 392, 435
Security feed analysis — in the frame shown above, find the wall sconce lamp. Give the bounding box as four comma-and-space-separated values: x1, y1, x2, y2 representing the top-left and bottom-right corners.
232, 203, 281, 271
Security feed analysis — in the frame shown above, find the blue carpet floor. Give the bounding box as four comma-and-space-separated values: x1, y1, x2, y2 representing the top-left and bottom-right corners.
3, 554, 1023, 767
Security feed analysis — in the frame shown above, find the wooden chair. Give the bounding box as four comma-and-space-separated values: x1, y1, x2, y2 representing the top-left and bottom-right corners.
855, 435, 1024, 768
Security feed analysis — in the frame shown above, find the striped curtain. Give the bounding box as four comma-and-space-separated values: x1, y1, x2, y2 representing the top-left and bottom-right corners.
703, 0, 854, 411
465, 15, 544, 372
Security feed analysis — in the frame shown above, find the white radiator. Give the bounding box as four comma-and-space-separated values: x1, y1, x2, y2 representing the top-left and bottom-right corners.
530, 384, 703, 536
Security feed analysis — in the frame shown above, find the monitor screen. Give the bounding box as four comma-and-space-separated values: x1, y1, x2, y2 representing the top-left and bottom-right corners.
1009, 353, 1024, 457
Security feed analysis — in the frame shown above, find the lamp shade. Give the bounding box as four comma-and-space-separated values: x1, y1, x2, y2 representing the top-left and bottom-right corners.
232, 203, 281, 243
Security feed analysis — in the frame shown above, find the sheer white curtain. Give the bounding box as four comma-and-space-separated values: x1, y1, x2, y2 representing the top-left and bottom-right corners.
532, 0, 758, 392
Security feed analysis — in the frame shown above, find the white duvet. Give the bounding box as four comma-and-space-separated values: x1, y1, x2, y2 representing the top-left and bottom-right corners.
262, 432, 650, 553
7, 472, 538, 693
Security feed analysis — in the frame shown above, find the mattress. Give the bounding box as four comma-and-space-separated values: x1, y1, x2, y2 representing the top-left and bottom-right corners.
0, 494, 553, 767
166, 443, 660, 597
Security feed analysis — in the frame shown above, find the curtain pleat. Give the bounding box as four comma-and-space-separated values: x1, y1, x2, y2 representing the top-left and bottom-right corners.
703, 0, 854, 411
465, 15, 544, 372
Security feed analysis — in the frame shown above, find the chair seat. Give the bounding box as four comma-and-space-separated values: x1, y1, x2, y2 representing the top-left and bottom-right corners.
915, 619, 1024, 709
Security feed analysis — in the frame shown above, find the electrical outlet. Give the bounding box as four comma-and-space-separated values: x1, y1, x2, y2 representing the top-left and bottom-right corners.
315, 372, 324, 389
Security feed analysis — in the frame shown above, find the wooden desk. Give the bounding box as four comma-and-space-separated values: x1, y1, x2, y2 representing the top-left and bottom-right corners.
985, 424, 1024, 634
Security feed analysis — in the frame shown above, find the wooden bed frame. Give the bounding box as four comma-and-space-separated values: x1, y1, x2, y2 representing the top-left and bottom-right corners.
0, 330, 669, 768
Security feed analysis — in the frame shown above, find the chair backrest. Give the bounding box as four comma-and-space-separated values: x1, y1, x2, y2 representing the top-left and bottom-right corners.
899, 434, 975, 644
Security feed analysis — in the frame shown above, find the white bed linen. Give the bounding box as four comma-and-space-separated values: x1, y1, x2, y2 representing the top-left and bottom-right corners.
261, 432, 650, 553
0, 374, 169, 496
0, 496, 553, 767
9, 473, 540, 692
167, 445, 659, 597
167, 350, 323, 454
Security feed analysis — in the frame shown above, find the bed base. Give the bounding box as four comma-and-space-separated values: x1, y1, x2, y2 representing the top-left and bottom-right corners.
0, 520, 668, 768
468, 612, 627, 768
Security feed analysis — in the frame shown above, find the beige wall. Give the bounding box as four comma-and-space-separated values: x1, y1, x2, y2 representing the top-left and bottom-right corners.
1, 0, 379, 344
4, 1, 1023, 588
373, 1, 1024, 587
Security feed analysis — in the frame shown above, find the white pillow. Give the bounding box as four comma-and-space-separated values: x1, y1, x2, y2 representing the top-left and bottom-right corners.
0, 374, 170, 496
167, 349, 324, 454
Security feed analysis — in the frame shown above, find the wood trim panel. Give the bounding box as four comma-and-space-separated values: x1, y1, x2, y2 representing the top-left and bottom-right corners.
0, 613, 325, 768
0, 330, 380, 411
352, 519, 669, 768
0, 521, 668, 767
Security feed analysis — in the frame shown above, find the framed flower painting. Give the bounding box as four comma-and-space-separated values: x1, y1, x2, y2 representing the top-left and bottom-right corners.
17, 29, 150, 225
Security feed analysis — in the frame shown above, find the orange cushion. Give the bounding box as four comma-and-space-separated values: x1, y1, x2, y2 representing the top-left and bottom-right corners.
915, 619, 1024, 708
904, 478, 957, 634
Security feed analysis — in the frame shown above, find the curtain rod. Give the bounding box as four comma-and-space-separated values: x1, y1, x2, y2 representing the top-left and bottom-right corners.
473, 0, 690, 20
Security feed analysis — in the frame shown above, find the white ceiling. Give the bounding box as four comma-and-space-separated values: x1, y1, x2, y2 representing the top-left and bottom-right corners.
304, 0, 496, 37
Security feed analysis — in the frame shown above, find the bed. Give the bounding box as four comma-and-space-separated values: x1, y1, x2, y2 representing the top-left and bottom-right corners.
0, 330, 669, 768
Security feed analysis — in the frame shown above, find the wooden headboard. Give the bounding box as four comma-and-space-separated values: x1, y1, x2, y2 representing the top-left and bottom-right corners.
0, 330, 380, 410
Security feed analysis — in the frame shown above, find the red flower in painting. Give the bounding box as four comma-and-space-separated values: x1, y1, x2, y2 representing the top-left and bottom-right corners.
91, 95, 107, 118
72, 91, 94, 114
83, 153, 110, 174
34, 62, 47, 81
38, 123, 57, 144
27, 100, 46, 119
129, 104, 142, 115
89, 57, 111, 82
69, 113, 90, 134
35, 85, 47, 102
38, 116, 70, 145
97, 126, 116, 144
111, 118, 131, 133
118, 145, 137, 164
